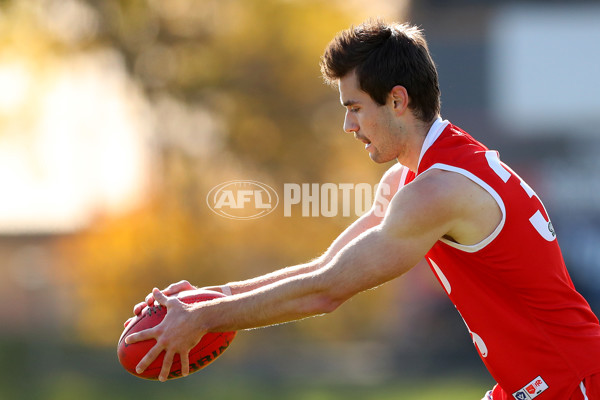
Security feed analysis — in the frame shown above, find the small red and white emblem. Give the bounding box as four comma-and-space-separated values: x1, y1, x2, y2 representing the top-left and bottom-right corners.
513, 376, 549, 400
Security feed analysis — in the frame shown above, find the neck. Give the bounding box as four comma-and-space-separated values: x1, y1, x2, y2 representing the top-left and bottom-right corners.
398, 117, 437, 172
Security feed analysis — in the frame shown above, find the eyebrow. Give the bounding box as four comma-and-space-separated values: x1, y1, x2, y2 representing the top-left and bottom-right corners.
341, 99, 360, 107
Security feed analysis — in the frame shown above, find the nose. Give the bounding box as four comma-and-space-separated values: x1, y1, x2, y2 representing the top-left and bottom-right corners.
343, 111, 358, 134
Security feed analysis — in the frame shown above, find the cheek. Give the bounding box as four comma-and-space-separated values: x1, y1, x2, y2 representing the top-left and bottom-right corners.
362, 116, 381, 134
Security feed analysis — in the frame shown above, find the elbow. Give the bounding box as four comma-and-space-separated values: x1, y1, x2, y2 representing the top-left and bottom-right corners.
299, 271, 354, 316
309, 290, 348, 315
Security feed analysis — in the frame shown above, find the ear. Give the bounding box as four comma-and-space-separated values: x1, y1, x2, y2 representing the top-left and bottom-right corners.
389, 85, 409, 115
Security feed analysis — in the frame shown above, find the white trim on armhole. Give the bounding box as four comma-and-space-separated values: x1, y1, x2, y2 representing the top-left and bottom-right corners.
423, 163, 507, 253
580, 381, 589, 400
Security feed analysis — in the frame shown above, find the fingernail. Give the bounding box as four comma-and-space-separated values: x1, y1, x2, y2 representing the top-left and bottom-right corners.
136, 367, 142, 374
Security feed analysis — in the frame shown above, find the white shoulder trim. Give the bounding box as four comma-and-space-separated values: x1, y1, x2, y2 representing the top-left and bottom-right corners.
417, 117, 450, 170
425, 163, 506, 253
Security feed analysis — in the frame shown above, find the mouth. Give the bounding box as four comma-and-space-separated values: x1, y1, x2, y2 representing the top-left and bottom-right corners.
354, 134, 372, 149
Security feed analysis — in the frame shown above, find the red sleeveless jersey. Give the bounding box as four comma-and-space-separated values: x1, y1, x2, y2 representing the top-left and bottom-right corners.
405, 119, 600, 399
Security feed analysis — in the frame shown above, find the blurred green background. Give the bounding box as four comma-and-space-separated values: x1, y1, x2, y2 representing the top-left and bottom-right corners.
1, 0, 599, 399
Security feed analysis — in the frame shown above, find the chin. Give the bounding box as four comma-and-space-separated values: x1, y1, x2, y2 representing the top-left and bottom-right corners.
369, 152, 395, 164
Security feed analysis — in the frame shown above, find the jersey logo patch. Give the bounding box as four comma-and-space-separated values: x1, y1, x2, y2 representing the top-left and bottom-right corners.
512, 376, 549, 400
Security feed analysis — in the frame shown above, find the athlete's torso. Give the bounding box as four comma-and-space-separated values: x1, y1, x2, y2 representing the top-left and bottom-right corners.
401, 119, 600, 399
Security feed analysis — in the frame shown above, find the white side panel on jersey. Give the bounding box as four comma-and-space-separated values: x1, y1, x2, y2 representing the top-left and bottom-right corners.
429, 258, 451, 294
423, 163, 507, 253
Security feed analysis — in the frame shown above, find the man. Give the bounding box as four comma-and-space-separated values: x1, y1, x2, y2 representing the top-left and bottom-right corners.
125, 20, 600, 399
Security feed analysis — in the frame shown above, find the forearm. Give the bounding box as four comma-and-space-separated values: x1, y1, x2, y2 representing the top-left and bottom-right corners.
206, 275, 332, 332
218, 259, 323, 295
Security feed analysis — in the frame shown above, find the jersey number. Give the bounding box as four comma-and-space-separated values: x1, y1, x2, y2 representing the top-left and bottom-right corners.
485, 151, 555, 241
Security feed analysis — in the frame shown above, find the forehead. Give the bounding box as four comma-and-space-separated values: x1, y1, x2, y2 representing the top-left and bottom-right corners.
338, 70, 368, 105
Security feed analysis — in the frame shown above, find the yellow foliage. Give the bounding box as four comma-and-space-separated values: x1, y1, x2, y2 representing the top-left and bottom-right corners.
43, 0, 409, 345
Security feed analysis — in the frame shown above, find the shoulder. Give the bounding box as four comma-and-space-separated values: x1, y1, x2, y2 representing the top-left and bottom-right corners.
395, 170, 471, 218
371, 169, 467, 264
383, 169, 484, 229
381, 170, 462, 234
373, 163, 412, 208
366, 163, 411, 220
381, 162, 408, 182
406, 169, 471, 204
384, 168, 502, 246
379, 163, 412, 193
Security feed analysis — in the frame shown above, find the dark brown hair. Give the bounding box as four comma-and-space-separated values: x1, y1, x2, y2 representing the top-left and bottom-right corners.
320, 20, 440, 123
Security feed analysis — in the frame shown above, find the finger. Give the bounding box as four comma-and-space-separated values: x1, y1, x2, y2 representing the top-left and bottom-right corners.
163, 280, 195, 296
158, 349, 175, 382
135, 344, 164, 375
145, 292, 155, 307
152, 288, 169, 306
125, 326, 156, 345
162, 281, 181, 296
124, 317, 134, 328
133, 301, 147, 316
180, 351, 190, 377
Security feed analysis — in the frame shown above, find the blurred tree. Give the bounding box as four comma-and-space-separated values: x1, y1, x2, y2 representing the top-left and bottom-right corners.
1, 0, 407, 345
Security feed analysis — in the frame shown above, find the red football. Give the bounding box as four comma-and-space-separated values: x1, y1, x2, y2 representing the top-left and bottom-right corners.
117, 289, 236, 380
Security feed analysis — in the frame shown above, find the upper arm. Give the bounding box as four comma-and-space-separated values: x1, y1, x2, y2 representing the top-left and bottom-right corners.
376, 171, 459, 268
315, 169, 501, 305
379, 168, 502, 262
319, 170, 464, 299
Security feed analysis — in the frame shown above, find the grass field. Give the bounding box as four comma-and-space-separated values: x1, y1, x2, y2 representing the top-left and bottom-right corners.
0, 339, 492, 400
2, 374, 488, 400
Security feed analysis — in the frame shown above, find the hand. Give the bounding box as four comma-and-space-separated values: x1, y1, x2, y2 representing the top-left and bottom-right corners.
130, 280, 197, 321
125, 288, 207, 382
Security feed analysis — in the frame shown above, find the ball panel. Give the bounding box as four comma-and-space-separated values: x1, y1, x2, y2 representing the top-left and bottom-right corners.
117, 289, 236, 380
